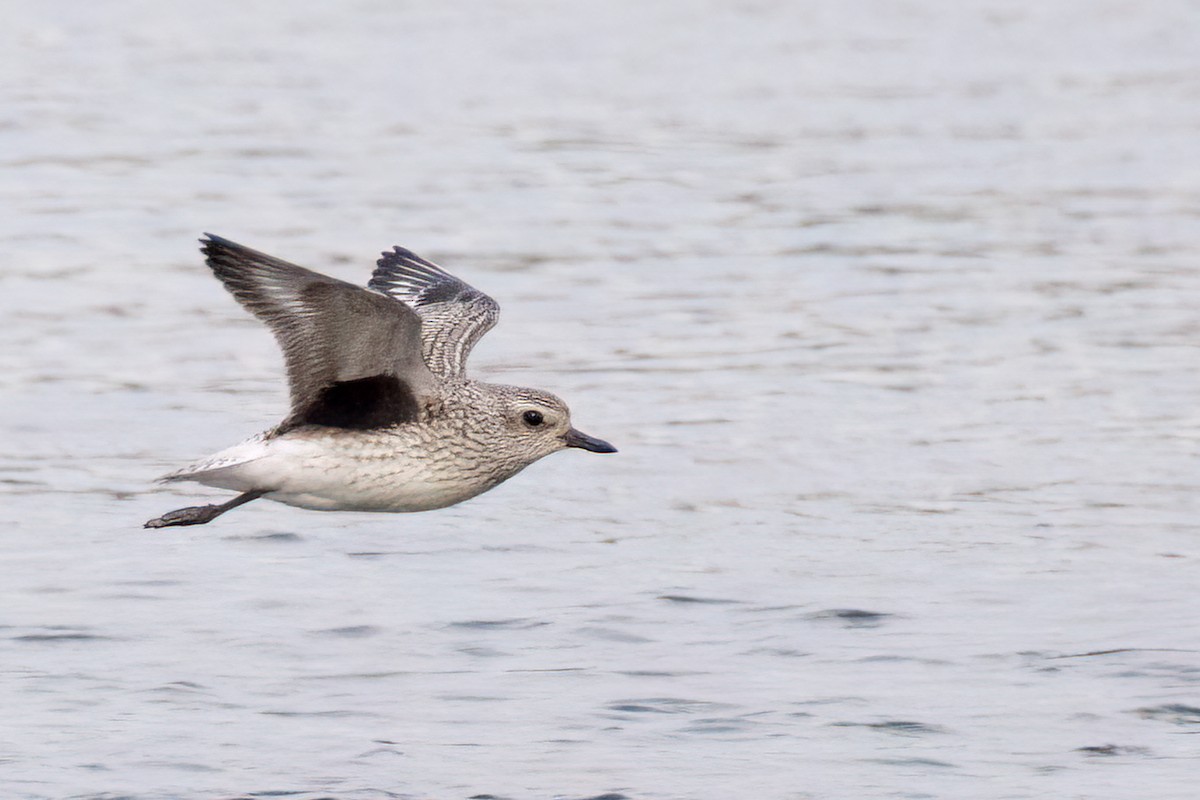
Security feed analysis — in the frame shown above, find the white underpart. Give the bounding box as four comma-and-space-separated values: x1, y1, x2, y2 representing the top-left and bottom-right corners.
162, 428, 519, 513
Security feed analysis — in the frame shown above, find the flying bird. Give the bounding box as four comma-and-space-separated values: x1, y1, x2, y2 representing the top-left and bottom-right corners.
145, 235, 615, 528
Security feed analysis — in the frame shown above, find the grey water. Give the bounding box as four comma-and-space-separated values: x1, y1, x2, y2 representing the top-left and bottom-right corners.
3, 1, 1200, 798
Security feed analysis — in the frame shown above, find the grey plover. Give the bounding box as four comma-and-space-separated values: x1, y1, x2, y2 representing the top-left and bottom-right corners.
145, 234, 616, 528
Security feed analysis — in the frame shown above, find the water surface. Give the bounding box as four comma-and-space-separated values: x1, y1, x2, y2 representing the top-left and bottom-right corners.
3, 1, 1200, 798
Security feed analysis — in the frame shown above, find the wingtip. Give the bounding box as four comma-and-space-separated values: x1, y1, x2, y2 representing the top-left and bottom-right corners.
198, 234, 272, 269
376, 245, 431, 269
199, 233, 221, 256
199, 232, 233, 250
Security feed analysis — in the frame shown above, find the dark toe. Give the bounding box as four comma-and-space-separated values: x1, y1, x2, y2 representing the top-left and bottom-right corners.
144, 506, 216, 529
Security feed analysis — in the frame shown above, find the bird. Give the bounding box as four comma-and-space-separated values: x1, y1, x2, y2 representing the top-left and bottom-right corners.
144, 234, 616, 529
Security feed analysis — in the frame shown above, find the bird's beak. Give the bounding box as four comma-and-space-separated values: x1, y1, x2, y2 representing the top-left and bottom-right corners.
563, 428, 617, 454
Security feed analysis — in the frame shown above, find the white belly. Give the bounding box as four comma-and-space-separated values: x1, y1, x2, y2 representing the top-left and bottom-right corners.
174, 429, 513, 513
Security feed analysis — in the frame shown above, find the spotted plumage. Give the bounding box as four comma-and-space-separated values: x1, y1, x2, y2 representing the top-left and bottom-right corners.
145, 234, 615, 529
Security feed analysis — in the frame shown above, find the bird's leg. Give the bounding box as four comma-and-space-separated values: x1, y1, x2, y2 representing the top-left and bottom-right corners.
144, 490, 266, 529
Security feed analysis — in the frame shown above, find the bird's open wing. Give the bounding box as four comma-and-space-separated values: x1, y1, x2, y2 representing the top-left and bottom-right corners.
368, 247, 500, 379
201, 234, 437, 430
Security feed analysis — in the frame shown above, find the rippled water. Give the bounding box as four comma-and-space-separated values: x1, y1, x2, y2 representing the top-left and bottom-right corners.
4, 1, 1200, 798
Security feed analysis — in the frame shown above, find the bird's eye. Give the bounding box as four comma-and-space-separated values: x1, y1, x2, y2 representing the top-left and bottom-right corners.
522, 410, 544, 427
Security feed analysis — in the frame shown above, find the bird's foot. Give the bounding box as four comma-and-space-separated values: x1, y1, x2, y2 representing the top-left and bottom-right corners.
144, 490, 265, 529
144, 504, 225, 529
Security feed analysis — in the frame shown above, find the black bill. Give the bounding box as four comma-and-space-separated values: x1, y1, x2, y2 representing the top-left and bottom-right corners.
563, 427, 617, 453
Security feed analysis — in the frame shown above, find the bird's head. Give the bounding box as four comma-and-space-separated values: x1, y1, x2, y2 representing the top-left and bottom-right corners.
498, 387, 617, 462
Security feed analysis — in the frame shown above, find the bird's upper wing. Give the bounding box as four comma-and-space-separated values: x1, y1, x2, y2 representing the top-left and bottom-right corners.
368, 247, 500, 379
201, 234, 437, 431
